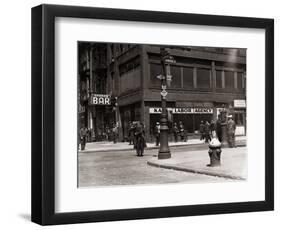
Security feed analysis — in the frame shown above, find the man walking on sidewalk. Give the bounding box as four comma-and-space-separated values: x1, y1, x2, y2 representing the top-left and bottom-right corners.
154, 122, 160, 146
172, 122, 179, 142
79, 124, 88, 150
227, 115, 236, 148
199, 121, 205, 140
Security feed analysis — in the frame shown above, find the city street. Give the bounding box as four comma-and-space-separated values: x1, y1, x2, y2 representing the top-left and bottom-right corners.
78, 144, 233, 187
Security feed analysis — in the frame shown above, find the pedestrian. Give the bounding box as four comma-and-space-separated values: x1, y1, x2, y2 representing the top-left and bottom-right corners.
128, 122, 135, 145
172, 122, 179, 142
204, 121, 211, 143
199, 121, 205, 140
135, 122, 146, 156
179, 121, 185, 141
210, 120, 216, 137
227, 115, 236, 148
216, 114, 222, 142
154, 122, 161, 146
79, 124, 88, 150
112, 123, 118, 144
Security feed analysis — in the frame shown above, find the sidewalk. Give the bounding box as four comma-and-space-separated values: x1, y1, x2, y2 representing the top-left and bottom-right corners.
80, 136, 246, 153
147, 146, 247, 180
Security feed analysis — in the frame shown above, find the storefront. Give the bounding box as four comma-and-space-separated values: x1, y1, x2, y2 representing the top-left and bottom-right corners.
149, 107, 214, 135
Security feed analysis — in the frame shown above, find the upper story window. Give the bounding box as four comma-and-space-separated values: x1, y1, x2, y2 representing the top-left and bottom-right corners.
216, 70, 223, 88
150, 63, 162, 87
169, 65, 181, 88
197, 68, 211, 88
183, 67, 193, 88
225, 71, 235, 89
237, 72, 243, 89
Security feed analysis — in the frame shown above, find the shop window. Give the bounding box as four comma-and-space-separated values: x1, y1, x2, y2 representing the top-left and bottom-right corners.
170, 65, 181, 88
216, 70, 222, 88
225, 71, 234, 89
237, 72, 243, 89
183, 67, 193, 88
197, 68, 210, 88
150, 63, 162, 87
234, 113, 244, 126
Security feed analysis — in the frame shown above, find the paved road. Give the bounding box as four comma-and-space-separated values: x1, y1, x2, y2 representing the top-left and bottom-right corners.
78, 145, 230, 187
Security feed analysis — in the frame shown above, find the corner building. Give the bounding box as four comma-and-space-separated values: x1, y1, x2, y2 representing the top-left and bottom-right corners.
109, 44, 246, 142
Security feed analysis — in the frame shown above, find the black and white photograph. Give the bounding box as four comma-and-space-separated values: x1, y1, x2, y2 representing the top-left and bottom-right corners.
78, 43, 247, 187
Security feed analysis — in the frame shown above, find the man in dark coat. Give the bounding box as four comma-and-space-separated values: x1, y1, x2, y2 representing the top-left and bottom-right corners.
204, 121, 211, 143
128, 122, 135, 145
179, 121, 185, 141
135, 122, 146, 156
112, 123, 118, 144
227, 115, 236, 148
172, 122, 179, 142
79, 125, 88, 150
216, 114, 223, 142
199, 121, 205, 140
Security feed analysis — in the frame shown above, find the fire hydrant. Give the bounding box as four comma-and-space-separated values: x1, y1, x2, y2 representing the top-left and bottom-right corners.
207, 137, 222, 167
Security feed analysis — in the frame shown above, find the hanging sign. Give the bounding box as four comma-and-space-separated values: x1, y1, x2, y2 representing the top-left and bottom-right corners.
89, 94, 111, 105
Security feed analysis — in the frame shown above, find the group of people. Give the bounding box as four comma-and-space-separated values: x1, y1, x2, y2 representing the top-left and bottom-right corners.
199, 120, 216, 143
80, 113, 237, 151
199, 114, 237, 147
153, 121, 187, 146
171, 121, 187, 143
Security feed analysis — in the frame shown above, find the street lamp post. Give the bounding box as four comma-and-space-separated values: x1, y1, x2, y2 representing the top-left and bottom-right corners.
158, 47, 171, 159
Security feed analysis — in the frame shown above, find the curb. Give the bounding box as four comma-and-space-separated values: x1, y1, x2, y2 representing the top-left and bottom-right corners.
80, 140, 246, 153
147, 160, 245, 180
80, 142, 204, 153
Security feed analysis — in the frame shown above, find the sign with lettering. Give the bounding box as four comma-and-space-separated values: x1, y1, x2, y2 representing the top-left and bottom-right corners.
149, 107, 213, 114
89, 94, 111, 105
234, 99, 246, 108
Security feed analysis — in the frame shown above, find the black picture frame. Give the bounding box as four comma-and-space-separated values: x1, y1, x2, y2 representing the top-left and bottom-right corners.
31, 4, 274, 225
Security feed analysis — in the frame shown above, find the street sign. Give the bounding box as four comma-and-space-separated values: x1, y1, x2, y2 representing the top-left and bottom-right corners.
166, 75, 172, 81
164, 56, 176, 64
156, 74, 165, 80
161, 90, 168, 97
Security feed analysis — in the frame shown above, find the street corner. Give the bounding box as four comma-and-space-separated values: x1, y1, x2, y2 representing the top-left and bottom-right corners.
147, 146, 247, 180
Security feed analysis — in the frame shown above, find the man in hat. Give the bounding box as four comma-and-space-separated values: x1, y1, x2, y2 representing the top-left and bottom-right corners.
178, 121, 185, 141
154, 122, 161, 146
227, 115, 236, 148
204, 121, 211, 143
79, 124, 88, 150
172, 122, 179, 142
199, 121, 205, 141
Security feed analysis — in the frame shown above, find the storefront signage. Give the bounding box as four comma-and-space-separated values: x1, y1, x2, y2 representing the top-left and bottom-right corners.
89, 94, 111, 105
149, 107, 213, 114
234, 99, 246, 108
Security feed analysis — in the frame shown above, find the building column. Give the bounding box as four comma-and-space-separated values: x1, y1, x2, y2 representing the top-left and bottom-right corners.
234, 72, 238, 89
211, 61, 216, 120
141, 45, 149, 138
193, 67, 197, 88
222, 70, 225, 88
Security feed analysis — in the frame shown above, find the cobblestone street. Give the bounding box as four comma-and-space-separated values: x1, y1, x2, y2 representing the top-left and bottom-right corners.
78, 145, 233, 187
